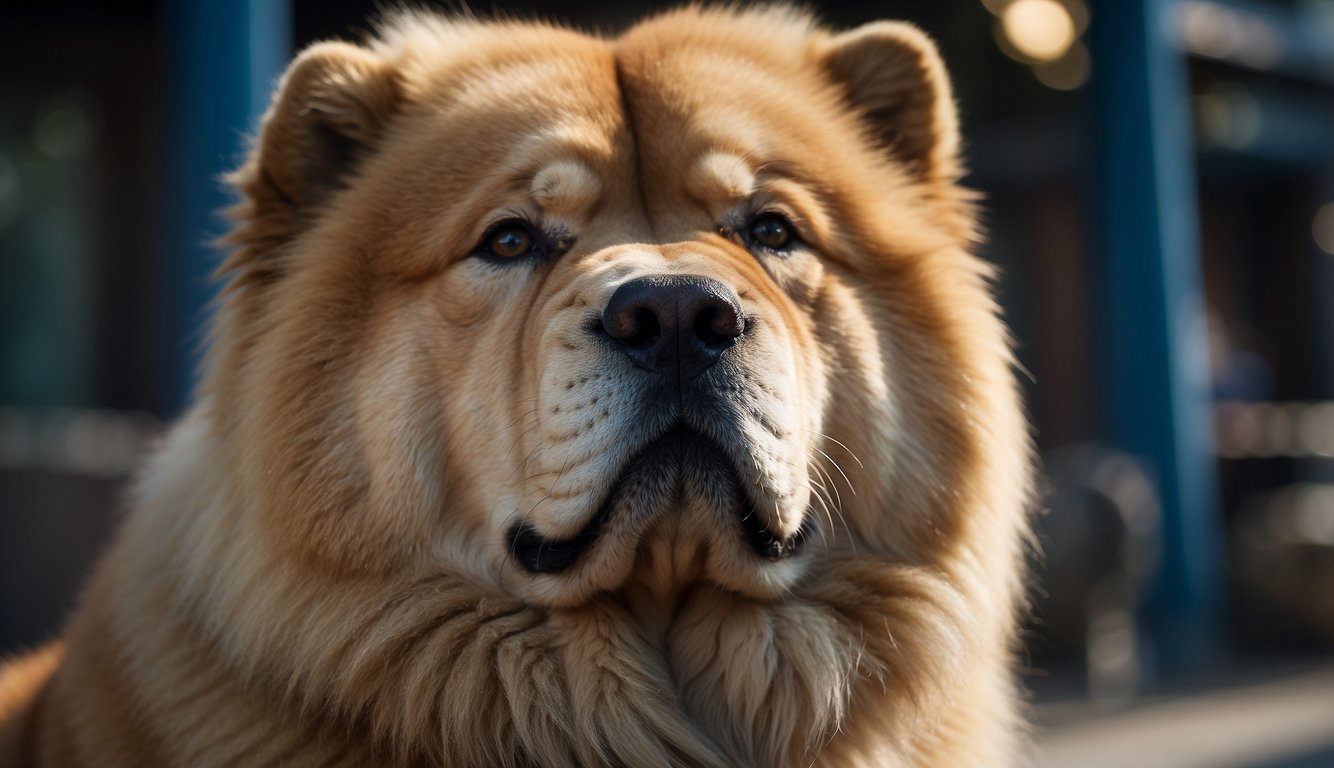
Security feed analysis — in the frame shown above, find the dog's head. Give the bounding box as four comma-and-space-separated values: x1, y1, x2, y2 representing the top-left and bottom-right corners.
215, 9, 1008, 611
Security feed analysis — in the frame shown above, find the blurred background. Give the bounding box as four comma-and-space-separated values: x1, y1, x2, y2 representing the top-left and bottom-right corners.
2, 0, 1332, 764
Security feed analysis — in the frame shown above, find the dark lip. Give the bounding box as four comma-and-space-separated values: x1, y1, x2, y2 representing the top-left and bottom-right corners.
508, 424, 805, 575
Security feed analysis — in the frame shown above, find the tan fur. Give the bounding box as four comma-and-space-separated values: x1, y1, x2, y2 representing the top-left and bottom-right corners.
0, 7, 1033, 766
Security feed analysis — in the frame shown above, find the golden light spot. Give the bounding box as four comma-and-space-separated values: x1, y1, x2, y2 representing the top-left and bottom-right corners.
1033, 40, 1090, 91
1001, 0, 1077, 62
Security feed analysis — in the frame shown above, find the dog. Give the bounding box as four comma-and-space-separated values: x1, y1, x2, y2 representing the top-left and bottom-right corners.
0, 7, 1034, 766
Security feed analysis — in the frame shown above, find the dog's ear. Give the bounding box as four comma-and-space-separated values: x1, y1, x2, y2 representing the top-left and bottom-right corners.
246, 41, 400, 210
815, 22, 960, 183
223, 42, 399, 281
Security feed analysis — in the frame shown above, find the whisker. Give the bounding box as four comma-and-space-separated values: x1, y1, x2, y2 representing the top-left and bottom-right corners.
812, 446, 858, 498
524, 492, 554, 525
501, 398, 540, 430
813, 462, 843, 515
508, 443, 546, 483
807, 479, 835, 555
528, 495, 553, 562
550, 454, 575, 497
502, 412, 542, 463
501, 507, 522, 570
811, 463, 856, 557
813, 432, 864, 469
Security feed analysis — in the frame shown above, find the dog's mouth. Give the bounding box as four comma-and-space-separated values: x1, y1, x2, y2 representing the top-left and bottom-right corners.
508, 425, 806, 575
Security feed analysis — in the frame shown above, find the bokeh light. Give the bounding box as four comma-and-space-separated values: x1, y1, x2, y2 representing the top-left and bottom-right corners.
34, 100, 93, 159
1033, 40, 1091, 90
1177, 0, 1283, 68
1002, 0, 1078, 62
1193, 83, 1262, 150
1216, 401, 1334, 458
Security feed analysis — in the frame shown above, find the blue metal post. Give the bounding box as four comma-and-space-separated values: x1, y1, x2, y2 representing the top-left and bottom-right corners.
164, 0, 291, 414
1089, 0, 1223, 678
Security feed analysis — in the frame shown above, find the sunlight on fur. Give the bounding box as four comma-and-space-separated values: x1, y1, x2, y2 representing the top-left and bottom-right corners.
0, 7, 1034, 766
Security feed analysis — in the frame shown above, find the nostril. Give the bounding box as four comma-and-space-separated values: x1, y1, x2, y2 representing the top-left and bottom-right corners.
623, 307, 660, 348
603, 302, 661, 348
694, 302, 743, 349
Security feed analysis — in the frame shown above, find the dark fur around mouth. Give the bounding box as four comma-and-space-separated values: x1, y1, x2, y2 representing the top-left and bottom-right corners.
508, 425, 805, 575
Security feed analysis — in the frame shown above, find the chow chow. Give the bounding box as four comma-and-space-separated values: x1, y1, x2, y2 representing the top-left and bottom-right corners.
0, 7, 1033, 766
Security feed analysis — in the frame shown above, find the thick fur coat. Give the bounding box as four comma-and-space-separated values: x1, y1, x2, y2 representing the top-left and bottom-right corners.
0, 8, 1033, 766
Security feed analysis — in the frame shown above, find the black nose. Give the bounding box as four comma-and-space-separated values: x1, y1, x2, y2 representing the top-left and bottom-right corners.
600, 274, 744, 381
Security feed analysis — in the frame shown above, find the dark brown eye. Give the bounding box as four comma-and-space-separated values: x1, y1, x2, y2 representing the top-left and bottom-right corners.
486, 223, 535, 259
748, 213, 794, 251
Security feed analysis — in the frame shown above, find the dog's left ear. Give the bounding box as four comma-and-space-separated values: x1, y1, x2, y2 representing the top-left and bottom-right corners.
815, 22, 960, 183
223, 42, 400, 280
249, 41, 401, 211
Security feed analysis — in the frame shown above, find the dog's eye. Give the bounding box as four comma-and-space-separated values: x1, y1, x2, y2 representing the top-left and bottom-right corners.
748, 213, 795, 251
483, 221, 538, 260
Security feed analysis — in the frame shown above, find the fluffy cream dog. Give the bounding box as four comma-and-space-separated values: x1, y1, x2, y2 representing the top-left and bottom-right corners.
0, 7, 1033, 766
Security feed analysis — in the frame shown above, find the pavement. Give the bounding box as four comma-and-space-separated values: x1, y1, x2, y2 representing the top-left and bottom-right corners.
1033, 665, 1334, 768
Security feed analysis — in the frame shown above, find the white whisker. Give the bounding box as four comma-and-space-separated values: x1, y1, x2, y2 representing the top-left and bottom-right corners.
813, 432, 864, 469
812, 446, 857, 498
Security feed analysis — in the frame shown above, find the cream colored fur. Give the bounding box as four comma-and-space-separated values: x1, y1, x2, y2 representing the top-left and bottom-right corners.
0, 7, 1033, 766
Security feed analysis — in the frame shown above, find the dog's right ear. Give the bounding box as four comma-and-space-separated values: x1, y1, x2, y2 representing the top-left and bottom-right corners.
231, 41, 399, 225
